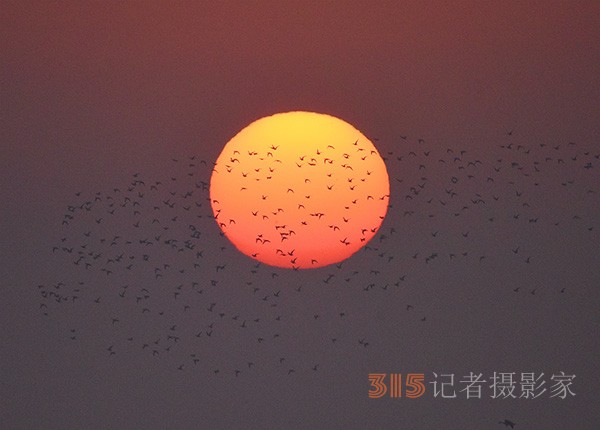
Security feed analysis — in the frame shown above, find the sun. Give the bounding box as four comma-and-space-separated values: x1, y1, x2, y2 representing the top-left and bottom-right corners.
210, 111, 390, 269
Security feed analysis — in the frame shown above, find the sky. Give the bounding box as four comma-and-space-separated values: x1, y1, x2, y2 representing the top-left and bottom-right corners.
1, 1, 599, 428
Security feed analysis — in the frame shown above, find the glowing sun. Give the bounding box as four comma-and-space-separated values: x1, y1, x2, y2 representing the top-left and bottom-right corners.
210, 111, 390, 269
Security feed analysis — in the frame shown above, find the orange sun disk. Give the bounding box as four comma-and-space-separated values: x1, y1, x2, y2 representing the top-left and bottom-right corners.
210, 111, 390, 269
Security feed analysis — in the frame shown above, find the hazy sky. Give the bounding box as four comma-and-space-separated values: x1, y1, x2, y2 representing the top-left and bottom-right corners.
2, 2, 599, 428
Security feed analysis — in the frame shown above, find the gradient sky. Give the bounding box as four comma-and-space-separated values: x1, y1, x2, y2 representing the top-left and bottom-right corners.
2, 1, 599, 429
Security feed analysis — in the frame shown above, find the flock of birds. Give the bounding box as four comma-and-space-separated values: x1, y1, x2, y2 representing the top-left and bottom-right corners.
36, 131, 597, 427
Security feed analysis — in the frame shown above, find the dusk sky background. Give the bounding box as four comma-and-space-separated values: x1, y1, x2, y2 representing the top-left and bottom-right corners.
2, 1, 599, 428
